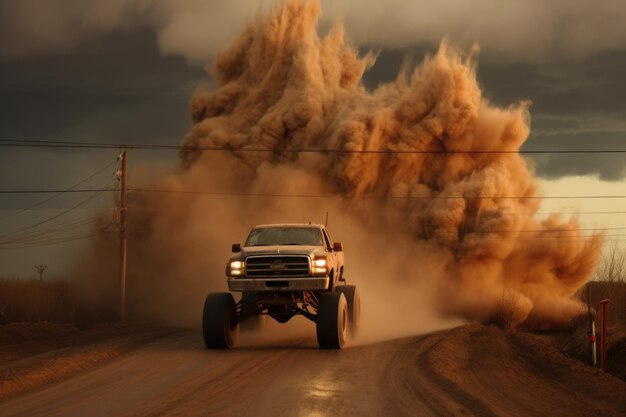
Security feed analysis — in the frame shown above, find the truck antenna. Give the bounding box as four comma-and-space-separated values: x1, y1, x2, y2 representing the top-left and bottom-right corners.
325, 211, 329, 228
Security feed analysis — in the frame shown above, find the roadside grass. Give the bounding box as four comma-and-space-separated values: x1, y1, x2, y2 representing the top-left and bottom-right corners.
0, 279, 75, 324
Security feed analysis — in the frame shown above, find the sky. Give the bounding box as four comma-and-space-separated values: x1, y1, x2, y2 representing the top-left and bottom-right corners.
0, 0, 625, 277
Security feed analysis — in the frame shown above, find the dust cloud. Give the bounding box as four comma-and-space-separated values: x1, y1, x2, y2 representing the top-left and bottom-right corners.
76, 0, 602, 336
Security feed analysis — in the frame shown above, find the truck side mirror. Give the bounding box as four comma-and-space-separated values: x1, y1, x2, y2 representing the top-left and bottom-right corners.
333, 242, 343, 252
232, 243, 241, 253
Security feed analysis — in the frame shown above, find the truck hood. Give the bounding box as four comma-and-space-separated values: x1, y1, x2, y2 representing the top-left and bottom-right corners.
230, 245, 324, 261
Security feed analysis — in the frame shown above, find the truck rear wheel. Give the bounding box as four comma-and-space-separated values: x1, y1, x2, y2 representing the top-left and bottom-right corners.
336, 285, 360, 336
316, 292, 348, 349
202, 292, 238, 349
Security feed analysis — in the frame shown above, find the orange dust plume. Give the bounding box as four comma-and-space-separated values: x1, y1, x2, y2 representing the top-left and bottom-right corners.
76, 0, 602, 333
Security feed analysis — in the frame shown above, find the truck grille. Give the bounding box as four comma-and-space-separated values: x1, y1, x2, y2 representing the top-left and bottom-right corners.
245, 256, 310, 277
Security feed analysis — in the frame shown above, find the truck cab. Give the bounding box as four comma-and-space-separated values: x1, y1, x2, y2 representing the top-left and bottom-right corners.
226, 224, 345, 292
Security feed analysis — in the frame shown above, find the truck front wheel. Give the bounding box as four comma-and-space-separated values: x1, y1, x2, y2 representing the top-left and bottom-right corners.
316, 292, 348, 349
202, 292, 238, 349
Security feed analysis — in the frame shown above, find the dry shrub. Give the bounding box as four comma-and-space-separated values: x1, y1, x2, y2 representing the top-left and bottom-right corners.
0, 280, 75, 324
593, 240, 626, 284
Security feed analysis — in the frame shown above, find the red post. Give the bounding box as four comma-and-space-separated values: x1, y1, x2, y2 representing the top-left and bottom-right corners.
599, 299, 609, 372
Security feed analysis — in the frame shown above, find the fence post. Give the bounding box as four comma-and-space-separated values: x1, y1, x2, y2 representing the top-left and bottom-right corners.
589, 321, 597, 367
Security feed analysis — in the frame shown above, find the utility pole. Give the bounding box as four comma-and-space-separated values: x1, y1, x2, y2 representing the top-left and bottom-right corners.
118, 150, 128, 321
35, 265, 47, 282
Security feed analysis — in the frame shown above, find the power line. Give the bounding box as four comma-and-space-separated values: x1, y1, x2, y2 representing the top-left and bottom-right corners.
4, 231, 626, 250
476, 227, 626, 233
1, 187, 625, 200
0, 216, 99, 245
0, 159, 117, 221
0, 180, 116, 239
0, 207, 624, 216
0, 233, 99, 250
0, 188, 116, 194
129, 188, 626, 200
1, 138, 625, 154
497, 211, 626, 215
363, 226, 626, 235
366, 232, 626, 241
0, 207, 116, 212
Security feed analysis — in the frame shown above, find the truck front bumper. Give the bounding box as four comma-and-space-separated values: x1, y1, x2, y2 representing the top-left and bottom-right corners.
227, 277, 329, 292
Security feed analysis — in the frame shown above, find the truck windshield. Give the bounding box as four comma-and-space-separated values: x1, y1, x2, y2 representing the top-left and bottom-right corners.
245, 227, 323, 247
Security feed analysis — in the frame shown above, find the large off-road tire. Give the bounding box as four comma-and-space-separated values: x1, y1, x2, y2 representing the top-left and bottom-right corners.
316, 292, 348, 349
202, 292, 238, 349
336, 285, 360, 336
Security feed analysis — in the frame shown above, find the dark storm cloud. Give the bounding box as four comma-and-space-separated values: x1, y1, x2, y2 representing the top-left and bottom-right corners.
1, 1, 625, 182
360, 46, 626, 181
479, 50, 626, 117
0, 0, 253, 63
364, 47, 626, 120
0, 28, 204, 143
480, 50, 626, 180
3, 1, 626, 63
523, 131, 626, 181
0, 28, 204, 212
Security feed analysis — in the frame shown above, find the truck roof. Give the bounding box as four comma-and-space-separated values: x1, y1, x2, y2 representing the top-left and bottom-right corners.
252, 223, 324, 229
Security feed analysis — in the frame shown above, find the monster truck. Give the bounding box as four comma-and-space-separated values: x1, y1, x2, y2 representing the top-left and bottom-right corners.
202, 223, 360, 349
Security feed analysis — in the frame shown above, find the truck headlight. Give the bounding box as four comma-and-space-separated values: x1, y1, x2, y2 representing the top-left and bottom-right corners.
229, 260, 244, 276
312, 257, 328, 275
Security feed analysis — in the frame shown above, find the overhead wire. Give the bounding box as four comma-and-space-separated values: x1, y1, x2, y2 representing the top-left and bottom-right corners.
0, 207, 117, 212
0, 188, 116, 194
0, 158, 117, 221
0, 233, 100, 250
0, 187, 625, 200
1, 138, 626, 154
2, 207, 623, 216
128, 188, 626, 200
1, 140, 624, 248
0, 179, 117, 241
0, 216, 103, 246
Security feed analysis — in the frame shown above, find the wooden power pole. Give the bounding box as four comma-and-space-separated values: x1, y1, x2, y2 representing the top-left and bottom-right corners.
118, 150, 128, 321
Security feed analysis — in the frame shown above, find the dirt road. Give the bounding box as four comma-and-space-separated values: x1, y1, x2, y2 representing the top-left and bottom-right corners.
1, 323, 625, 417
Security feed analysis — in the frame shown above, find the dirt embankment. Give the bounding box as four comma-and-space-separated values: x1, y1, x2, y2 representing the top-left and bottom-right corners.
393, 323, 626, 417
